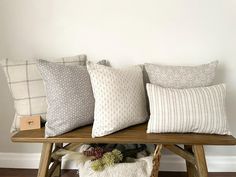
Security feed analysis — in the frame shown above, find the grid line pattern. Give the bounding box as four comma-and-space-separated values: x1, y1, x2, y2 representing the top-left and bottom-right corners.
0, 55, 87, 132
25, 61, 32, 116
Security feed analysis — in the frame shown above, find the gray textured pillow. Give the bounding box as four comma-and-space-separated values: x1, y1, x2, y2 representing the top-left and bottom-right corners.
36, 59, 109, 137
144, 61, 218, 88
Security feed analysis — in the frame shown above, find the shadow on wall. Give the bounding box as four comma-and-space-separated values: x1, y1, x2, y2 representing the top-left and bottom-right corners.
0, 67, 15, 136
215, 63, 236, 136
214, 62, 226, 84
0, 67, 42, 153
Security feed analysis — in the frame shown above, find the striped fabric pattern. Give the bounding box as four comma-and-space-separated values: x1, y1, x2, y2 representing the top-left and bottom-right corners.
0, 55, 87, 132
146, 83, 231, 135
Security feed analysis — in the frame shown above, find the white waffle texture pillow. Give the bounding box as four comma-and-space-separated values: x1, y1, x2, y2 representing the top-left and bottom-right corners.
87, 62, 148, 137
144, 61, 218, 88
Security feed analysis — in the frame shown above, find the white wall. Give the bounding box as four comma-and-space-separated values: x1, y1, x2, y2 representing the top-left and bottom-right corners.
0, 0, 236, 170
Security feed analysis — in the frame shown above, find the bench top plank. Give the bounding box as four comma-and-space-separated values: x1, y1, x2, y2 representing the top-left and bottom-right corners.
11, 123, 236, 145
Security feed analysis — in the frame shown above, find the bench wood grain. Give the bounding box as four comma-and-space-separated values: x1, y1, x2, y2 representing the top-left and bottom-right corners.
11, 123, 236, 145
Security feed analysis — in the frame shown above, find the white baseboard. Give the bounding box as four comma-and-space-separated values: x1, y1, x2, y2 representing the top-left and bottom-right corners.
0, 152, 235, 172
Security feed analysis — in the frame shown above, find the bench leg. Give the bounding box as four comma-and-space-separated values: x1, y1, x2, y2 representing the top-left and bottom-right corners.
150, 144, 163, 177
49, 143, 63, 177
192, 145, 208, 177
37, 143, 53, 177
184, 145, 197, 177
48, 160, 61, 177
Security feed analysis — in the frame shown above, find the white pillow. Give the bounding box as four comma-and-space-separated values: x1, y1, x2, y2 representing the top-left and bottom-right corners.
146, 83, 231, 135
87, 62, 148, 137
0, 55, 86, 132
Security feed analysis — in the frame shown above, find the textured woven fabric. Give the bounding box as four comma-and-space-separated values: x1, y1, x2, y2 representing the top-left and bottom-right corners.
144, 61, 218, 88
146, 83, 231, 135
36, 59, 109, 137
87, 62, 148, 138
0, 55, 86, 132
78, 156, 153, 177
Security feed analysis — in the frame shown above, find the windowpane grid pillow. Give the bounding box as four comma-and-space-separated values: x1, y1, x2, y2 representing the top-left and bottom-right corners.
146, 83, 231, 135
0, 55, 87, 132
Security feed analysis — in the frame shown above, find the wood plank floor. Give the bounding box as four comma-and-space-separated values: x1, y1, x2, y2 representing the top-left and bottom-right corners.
0, 169, 235, 177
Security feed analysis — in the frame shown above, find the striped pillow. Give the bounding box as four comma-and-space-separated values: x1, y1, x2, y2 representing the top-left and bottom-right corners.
146, 83, 231, 135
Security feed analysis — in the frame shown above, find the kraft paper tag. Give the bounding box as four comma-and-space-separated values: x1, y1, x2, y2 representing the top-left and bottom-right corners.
20, 116, 41, 131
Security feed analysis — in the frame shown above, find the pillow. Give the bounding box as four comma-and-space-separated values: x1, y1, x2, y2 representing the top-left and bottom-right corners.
87, 62, 148, 138
144, 61, 218, 88
146, 83, 231, 135
0, 55, 87, 133
36, 59, 109, 137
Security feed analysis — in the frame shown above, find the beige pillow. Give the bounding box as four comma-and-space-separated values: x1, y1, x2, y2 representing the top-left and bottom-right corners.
0, 55, 86, 132
87, 62, 148, 137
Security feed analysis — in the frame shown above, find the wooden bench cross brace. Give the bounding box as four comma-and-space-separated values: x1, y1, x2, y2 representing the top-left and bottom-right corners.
11, 123, 236, 177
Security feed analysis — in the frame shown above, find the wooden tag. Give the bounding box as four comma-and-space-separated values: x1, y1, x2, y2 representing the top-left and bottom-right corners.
20, 116, 41, 131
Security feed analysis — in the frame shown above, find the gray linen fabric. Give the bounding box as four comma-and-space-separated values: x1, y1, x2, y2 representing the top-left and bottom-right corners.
36, 59, 108, 137
144, 61, 218, 88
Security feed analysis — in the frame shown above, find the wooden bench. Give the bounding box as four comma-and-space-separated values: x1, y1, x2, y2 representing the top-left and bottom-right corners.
12, 123, 236, 177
